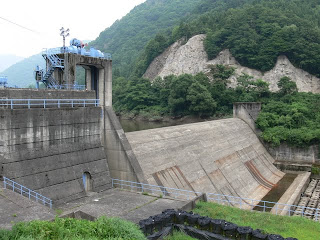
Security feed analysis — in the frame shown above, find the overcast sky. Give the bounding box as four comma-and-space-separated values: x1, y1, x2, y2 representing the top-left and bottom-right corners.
0, 0, 146, 58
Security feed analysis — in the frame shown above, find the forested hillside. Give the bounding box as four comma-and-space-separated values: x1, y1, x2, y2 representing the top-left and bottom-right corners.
90, 0, 201, 77
0, 54, 44, 87
134, 0, 320, 77
109, 0, 320, 148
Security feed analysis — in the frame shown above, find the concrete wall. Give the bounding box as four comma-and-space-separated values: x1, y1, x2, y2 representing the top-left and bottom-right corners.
233, 102, 261, 132
269, 144, 319, 166
126, 118, 284, 207
101, 107, 147, 183
233, 102, 320, 167
0, 89, 96, 99
0, 107, 112, 205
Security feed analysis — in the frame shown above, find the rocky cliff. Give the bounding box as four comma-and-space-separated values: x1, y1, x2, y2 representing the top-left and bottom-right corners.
144, 34, 320, 93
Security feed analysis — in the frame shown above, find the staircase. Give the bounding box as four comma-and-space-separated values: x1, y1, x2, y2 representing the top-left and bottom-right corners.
40, 49, 65, 89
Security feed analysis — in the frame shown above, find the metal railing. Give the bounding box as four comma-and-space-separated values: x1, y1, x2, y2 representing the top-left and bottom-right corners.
0, 99, 100, 109
112, 179, 320, 221
42, 47, 112, 60
3, 177, 52, 208
206, 193, 320, 220
112, 179, 202, 200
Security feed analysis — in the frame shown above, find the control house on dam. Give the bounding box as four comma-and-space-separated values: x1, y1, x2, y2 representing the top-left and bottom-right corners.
0, 43, 114, 205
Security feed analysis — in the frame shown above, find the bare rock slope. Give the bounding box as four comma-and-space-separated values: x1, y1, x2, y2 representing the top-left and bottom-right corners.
144, 34, 320, 93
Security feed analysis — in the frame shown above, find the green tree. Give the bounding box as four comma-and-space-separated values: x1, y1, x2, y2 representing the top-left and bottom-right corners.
277, 76, 298, 96
187, 81, 217, 117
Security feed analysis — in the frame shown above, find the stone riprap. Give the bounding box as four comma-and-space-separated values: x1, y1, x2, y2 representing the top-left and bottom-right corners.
294, 179, 320, 221
0, 107, 112, 205
126, 118, 284, 208
144, 34, 320, 94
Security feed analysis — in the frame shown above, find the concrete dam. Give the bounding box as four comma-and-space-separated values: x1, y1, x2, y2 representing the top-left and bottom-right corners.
126, 118, 285, 206
0, 90, 286, 207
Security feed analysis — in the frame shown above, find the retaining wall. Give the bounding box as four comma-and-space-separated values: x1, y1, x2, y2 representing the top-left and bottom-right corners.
0, 107, 112, 205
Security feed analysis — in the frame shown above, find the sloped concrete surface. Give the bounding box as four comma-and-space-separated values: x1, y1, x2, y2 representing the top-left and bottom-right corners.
0, 188, 55, 229
58, 189, 188, 223
126, 118, 285, 208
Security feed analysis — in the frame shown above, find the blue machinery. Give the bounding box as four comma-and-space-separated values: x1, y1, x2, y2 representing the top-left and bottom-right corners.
0, 76, 8, 88
35, 38, 111, 89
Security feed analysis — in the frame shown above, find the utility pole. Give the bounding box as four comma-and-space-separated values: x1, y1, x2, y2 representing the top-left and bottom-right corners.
60, 27, 70, 53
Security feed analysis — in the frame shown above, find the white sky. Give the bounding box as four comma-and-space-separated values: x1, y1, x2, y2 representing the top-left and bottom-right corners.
0, 0, 146, 58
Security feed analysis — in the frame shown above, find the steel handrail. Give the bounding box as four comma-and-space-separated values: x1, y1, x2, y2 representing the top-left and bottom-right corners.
0, 99, 100, 109
111, 178, 320, 221
3, 177, 52, 208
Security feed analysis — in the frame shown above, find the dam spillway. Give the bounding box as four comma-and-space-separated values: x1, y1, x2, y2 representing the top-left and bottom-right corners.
126, 118, 285, 206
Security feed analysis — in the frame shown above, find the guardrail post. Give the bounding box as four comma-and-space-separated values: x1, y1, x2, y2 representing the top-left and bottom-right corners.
10, 100, 13, 109
141, 183, 144, 193
83, 100, 86, 107
3, 177, 6, 189
28, 100, 30, 109
263, 201, 266, 212
58, 100, 60, 108
20, 185, 23, 195
44, 100, 46, 109
72, 100, 74, 108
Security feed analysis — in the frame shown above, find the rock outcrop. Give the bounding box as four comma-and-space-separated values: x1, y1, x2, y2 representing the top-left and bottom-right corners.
144, 34, 320, 93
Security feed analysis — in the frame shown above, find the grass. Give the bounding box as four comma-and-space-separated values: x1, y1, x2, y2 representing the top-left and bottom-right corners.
0, 217, 146, 240
194, 201, 320, 240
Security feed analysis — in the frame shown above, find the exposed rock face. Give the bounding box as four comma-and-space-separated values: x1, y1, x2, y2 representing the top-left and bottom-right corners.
144, 34, 320, 93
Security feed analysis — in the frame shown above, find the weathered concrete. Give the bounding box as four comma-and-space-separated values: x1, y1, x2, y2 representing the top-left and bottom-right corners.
126, 118, 285, 208
270, 172, 310, 215
58, 188, 188, 224
101, 107, 147, 183
0, 106, 112, 205
269, 144, 320, 166
49, 53, 112, 106
0, 188, 55, 229
233, 102, 261, 132
234, 101, 320, 167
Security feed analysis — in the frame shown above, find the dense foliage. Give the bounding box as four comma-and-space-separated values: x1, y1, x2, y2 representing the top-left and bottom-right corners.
134, 0, 320, 77
113, 65, 238, 118
90, 0, 201, 77
256, 90, 320, 147
0, 217, 146, 240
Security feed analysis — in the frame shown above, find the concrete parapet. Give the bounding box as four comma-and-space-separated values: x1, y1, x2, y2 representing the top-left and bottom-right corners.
233, 102, 261, 132
179, 193, 207, 212
101, 107, 147, 183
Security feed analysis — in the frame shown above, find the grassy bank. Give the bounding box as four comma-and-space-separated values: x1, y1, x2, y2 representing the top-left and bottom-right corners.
194, 202, 320, 240
0, 217, 146, 240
